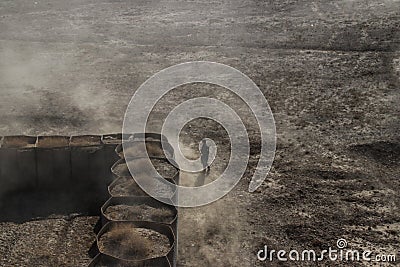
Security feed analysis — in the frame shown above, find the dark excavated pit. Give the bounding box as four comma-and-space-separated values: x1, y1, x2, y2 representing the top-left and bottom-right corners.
0, 135, 120, 223
350, 141, 400, 166
0, 133, 179, 266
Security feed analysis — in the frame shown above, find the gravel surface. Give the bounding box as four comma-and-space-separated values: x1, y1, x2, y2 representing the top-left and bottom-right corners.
105, 204, 175, 223
113, 159, 177, 179
110, 178, 175, 198
110, 179, 148, 197
98, 226, 171, 260
0, 216, 97, 267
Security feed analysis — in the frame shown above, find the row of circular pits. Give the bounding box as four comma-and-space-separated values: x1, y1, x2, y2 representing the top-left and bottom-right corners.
90, 134, 179, 267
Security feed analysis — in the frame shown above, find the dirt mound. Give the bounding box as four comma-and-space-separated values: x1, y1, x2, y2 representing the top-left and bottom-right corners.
98, 225, 170, 260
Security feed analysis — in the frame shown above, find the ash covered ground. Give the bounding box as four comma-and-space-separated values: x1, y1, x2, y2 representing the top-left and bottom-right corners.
0, 0, 399, 266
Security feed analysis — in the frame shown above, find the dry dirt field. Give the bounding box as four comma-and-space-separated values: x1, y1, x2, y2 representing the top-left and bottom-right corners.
0, 0, 399, 266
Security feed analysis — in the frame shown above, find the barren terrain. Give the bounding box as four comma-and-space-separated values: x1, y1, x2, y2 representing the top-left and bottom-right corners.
0, 0, 399, 266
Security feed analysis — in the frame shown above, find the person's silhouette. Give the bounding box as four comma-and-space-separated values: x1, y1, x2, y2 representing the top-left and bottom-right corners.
200, 139, 210, 174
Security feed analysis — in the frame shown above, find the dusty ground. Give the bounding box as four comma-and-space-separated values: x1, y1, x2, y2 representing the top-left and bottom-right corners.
0, 216, 97, 266
0, 0, 399, 266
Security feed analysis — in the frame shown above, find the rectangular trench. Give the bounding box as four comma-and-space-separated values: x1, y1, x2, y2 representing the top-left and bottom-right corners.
0, 135, 121, 223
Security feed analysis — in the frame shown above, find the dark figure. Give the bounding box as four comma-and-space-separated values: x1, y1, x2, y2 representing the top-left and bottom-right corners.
200, 139, 210, 174
195, 139, 210, 187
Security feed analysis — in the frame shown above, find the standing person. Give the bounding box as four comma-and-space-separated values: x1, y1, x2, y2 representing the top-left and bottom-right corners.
200, 139, 210, 174
195, 139, 210, 187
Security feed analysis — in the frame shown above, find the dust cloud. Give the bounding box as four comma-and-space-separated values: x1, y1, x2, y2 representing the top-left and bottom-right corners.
0, 42, 122, 136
